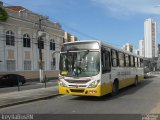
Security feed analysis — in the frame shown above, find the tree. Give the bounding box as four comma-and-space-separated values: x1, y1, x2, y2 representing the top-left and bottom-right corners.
0, 6, 8, 22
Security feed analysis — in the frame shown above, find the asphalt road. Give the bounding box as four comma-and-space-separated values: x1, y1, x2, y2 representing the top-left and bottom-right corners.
0, 80, 58, 94
0, 76, 160, 114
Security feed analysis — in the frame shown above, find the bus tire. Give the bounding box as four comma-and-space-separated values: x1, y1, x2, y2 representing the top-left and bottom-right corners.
112, 80, 119, 96
134, 76, 138, 86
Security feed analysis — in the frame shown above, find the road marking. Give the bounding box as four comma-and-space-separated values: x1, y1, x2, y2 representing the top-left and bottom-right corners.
57, 95, 68, 98
72, 110, 76, 113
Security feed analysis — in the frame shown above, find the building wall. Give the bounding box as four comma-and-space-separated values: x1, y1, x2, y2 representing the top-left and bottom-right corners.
139, 40, 145, 57
144, 18, 158, 58
0, 7, 64, 79
71, 35, 78, 42
64, 32, 78, 43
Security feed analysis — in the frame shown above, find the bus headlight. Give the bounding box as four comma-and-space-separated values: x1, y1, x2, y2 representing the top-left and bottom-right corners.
88, 80, 100, 88
59, 81, 67, 87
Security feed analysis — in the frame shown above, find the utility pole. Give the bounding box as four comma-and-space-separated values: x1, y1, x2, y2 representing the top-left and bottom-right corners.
37, 16, 48, 82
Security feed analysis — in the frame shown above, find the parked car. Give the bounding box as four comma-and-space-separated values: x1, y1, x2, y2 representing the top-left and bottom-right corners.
144, 72, 150, 79
0, 74, 26, 86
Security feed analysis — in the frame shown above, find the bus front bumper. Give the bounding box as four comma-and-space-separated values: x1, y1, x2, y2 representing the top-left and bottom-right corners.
59, 85, 102, 97
58, 83, 112, 97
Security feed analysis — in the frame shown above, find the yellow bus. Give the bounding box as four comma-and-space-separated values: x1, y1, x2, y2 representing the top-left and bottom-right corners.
58, 40, 144, 97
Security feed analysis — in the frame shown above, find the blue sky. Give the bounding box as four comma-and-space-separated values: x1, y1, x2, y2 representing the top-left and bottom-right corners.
3, 0, 160, 49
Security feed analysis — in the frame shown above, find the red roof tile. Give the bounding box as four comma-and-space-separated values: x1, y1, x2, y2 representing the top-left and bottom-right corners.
5, 6, 25, 11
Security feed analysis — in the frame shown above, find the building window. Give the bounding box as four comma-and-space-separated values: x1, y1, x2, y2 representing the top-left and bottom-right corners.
50, 39, 55, 50
23, 34, 31, 48
24, 61, 31, 70
38, 40, 44, 49
6, 30, 15, 46
51, 58, 56, 70
7, 60, 16, 71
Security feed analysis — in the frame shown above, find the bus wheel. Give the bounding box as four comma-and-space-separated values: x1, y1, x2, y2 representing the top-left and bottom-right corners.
112, 81, 119, 96
134, 76, 138, 86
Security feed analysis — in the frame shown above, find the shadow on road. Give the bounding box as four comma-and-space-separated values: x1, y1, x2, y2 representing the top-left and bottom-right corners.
144, 75, 157, 79
71, 79, 153, 101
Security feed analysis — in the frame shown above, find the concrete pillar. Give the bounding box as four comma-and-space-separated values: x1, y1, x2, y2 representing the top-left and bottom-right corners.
17, 27, 23, 71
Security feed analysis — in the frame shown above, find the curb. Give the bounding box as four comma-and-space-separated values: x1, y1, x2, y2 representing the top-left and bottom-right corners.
0, 93, 59, 109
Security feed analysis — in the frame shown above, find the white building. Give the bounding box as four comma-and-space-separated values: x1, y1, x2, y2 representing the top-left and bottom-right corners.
0, 5, 64, 80
122, 43, 133, 53
139, 40, 145, 57
63, 32, 78, 43
144, 18, 158, 58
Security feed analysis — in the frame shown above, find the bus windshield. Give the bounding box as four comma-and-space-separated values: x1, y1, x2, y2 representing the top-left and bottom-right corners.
60, 51, 100, 77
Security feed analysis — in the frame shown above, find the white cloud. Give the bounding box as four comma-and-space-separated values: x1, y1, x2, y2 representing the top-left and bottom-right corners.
91, 0, 160, 16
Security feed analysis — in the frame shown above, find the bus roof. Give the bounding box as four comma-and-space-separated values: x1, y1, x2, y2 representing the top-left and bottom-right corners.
63, 40, 143, 59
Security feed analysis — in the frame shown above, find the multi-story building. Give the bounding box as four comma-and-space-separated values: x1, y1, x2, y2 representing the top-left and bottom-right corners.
0, 4, 64, 80
139, 39, 145, 57
63, 32, 78, 43
71, 35, 78, 42
122, 43, 133, 53
144, 18, 158, 58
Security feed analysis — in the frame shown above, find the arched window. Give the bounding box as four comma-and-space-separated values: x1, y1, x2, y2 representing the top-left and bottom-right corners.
50, 39, 55, 50
6, 30, 15, 46
23, 34, 31, 48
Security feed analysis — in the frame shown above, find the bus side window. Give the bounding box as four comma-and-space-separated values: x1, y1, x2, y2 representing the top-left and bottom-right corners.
135, 57, 138, 67
138, 58, 140, 67
125, 54, 129, 67
128, 55, 131, 67
130, 56, 134, 67
102, 50, 111, 73
118, 52, 125, 67
140, 59, 144, 68
111, 49, 118, 67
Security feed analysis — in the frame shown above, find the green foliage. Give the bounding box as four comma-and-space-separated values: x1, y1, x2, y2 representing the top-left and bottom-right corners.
0, 6, 8, 22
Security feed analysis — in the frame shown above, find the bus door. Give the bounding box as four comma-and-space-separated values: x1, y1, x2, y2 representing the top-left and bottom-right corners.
101, 48, 111, 83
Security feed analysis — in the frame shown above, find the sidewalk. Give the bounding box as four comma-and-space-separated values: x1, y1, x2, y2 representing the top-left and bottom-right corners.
0, 86, 59, 108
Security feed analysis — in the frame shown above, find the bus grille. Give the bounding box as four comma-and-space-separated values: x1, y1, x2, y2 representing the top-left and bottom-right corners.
65, 80, 90, 84
69, 85, 86, 88
70, 89, 84, 93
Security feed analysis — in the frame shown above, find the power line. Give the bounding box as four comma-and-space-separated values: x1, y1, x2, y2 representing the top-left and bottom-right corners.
3, 1, 124, 47
50, 17, 125, 48
2, 1, 129, 49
